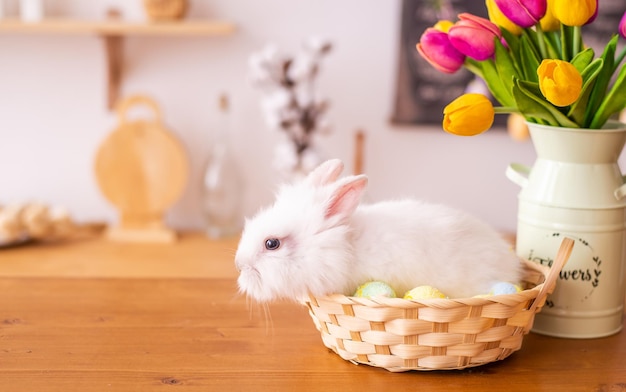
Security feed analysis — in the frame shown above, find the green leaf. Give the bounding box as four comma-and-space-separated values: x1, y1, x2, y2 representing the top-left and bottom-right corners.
584, 35, 618, 127
494, 39, 518, 103
514, 79, 579, 128
479, 59, 516, 107
512, 79, 557, 125
544, 31, 562, 59
519, 36, 541, 83
568, 58, 604, 124
500, 28, 519, 52
570, 48, 595, 74
534, 25, 550, 59
590, 63, 626, 128
500, 29, 523, 74
521, 29, 542, 59
579, 58, 603, 88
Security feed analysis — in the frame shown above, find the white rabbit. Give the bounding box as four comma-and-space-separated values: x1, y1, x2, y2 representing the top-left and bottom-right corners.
235, 159, 522, 302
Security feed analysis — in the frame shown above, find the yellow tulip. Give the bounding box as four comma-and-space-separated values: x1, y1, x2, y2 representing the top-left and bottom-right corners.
552, 0, 596, 27
443, 94, 495, 136
485, 0, 522, 35
540, 0, 560, 32
434, 20, 454, 33
537, 59, 583, 107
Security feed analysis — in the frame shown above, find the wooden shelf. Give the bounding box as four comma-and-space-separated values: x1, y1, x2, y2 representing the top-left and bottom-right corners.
0, 18, 236, 36
0, 18, 237, 108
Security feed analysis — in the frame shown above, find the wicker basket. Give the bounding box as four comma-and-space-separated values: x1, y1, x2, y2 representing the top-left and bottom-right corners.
304, 238, 574, 372
143, 0, 187, 21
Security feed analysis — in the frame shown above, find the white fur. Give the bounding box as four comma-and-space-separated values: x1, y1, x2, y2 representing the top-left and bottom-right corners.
235, 159, 521, 302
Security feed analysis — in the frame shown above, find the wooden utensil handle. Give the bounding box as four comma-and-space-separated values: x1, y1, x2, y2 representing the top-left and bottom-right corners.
116, 95, 163, 125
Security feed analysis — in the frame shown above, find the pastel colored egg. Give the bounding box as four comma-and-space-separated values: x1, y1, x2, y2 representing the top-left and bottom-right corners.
353, 281, 397, 298
403, 285, 447, 300
490, 282, 522, 296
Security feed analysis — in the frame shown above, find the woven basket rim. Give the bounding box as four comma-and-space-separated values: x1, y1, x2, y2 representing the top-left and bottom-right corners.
308, 258, 550, 308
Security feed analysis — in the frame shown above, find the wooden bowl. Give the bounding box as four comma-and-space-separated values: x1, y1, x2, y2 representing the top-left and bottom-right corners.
143, 0, 188, 21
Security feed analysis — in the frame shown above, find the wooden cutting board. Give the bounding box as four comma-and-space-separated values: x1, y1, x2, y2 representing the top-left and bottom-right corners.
94, 95, 188, 243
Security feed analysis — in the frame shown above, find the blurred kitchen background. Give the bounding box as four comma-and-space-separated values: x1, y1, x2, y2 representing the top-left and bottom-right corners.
0, 0, 556, 235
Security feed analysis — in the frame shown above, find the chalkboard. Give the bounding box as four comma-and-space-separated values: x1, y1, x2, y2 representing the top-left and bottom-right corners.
391, 0, 494, 126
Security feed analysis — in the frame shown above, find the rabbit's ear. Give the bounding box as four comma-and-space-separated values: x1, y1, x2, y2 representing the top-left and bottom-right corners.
324, 175, 368, 224
306, 159, 344, 186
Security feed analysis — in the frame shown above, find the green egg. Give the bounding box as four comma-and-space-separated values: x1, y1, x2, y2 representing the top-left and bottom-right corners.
353, 281, 397, 298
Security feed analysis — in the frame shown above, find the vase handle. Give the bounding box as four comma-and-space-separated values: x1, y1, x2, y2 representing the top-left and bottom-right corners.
506, 163, 530, 188
614, 179, 626, 200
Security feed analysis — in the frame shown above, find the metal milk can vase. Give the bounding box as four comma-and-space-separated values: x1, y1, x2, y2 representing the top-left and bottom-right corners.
507, 121, 626, 338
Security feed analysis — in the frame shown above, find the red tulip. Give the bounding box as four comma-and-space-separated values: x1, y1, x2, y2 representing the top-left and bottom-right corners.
416, 28, 466, 74
619, 10, 626, 39
493, 0, 547, 28
448, 13, 502, 61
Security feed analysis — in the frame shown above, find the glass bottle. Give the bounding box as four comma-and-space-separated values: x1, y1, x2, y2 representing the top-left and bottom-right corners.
201, 94, 245, 239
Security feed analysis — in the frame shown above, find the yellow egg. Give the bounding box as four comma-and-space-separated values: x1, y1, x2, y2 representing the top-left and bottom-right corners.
403, 285, 446, 300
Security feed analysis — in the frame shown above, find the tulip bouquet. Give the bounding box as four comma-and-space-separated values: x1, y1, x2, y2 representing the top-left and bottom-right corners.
417, 0, 626, 136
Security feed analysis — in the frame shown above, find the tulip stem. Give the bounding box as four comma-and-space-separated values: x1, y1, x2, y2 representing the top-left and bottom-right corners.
535, 23, 548, 59
464, 59, 484, 80
560, 24, 569, 60
494, 107, 518, 114
616, 47, 626, 71
572, 26, 581, 57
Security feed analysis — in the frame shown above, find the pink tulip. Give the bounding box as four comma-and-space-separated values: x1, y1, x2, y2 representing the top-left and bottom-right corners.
416, 28, 466, 74
494, 0, 547, 28
448, 13, 502, 61
619, 10, 626, 38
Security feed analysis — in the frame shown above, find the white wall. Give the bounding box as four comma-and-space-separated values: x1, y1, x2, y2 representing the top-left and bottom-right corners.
0, 0, 544, 233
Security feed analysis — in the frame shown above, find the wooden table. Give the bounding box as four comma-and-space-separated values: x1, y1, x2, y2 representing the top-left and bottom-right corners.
1, 233, 625, 391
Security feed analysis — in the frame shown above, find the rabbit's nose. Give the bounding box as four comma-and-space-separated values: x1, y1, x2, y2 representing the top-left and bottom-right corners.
234, 257, 247, 272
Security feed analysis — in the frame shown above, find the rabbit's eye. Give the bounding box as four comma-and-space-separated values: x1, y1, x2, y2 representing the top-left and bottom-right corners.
265, 238, 281, 250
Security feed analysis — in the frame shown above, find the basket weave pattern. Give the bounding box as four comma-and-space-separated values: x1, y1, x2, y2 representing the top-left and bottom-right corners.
305, 259, 552, 372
